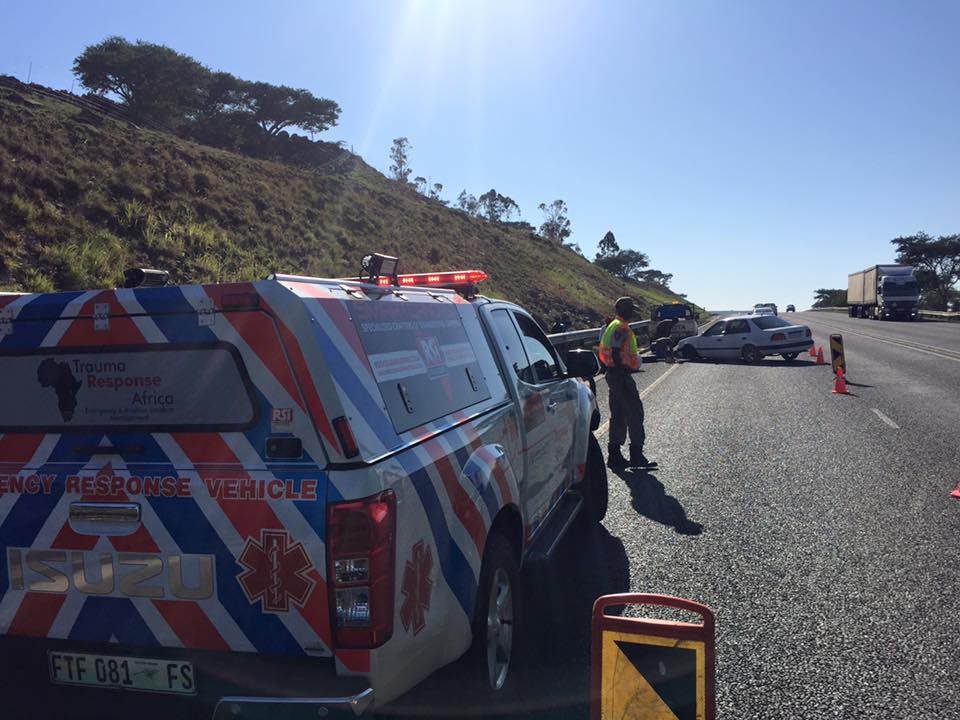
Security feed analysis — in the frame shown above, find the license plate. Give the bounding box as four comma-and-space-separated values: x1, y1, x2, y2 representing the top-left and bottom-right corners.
48, 652, 196, 695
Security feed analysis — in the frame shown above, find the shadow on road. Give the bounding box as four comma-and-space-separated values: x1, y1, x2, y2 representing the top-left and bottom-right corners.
384, 523, 630, 720
615, 468, 704, 536
684, 357, 819, 368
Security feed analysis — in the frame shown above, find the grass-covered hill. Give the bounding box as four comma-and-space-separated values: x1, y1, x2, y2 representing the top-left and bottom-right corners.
0, 78, 698, 327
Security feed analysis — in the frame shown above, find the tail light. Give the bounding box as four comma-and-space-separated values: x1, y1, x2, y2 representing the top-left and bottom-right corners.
771, 333, 785, 341
327, 490, 396, 648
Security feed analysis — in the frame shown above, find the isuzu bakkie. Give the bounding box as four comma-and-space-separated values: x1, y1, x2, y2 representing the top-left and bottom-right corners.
0, 259, 607, 719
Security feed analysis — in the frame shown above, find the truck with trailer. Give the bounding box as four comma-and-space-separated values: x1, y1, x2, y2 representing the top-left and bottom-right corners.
0, 256, 607, 718
847, 265, 919, 321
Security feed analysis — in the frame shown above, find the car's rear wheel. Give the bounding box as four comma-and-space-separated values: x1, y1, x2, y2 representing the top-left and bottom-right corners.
468, 533, 520, 697
781, 352, 799, 362
741, 344, 760, 363
680, 344, 698, 360
578, 434, 608, 524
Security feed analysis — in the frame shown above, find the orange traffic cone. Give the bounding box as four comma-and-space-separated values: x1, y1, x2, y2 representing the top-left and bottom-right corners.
808, 345, 817, 358
816, 347, 826, 365
951, 481, 960, 499
832, 367, 849, 394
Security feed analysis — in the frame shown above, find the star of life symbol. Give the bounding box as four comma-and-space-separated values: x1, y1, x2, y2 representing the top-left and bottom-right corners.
400, 540, 433, 635
238, 529, 316, 613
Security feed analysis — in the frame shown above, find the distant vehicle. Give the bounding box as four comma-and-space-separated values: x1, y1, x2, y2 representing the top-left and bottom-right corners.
786, 304, 796, 312
676, 314, 813, 362
754, 306, 775, 316
753, 302, 778, 316
847, 265, 919, 320
650, 302, 698, 341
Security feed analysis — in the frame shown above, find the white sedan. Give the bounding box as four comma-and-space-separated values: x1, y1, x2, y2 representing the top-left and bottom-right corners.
676, 314, 814, 362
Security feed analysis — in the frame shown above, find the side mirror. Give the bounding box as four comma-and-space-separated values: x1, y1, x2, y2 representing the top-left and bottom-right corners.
565, 348, 600, 378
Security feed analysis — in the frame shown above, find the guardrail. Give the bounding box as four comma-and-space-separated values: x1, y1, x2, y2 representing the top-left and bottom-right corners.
808, 307, 960, 321
548, 320, 652, 352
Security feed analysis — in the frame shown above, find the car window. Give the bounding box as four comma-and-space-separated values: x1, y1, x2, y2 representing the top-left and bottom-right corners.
490, 309, 535, 384
702, 321, 726, 337
725, 319, 750, 334
514, 312, 562, 383
752, 316, 791, 330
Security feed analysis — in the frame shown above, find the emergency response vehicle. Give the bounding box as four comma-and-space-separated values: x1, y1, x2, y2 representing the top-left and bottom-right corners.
0, 256, 606, 718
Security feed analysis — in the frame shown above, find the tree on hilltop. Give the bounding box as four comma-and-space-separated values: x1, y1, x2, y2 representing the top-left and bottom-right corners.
73, 36, 208, 126
538, 199, 571, 245
242, 82, 340, 137
478, 189, 519, 222
390, 137, 412, 183
891, 231, 960, 310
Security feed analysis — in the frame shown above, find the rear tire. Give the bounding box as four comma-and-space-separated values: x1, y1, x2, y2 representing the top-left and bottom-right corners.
741, 344, 760, 363
468, 533, 521, 698
578, 434, 608, 524
781, 352, 799, 362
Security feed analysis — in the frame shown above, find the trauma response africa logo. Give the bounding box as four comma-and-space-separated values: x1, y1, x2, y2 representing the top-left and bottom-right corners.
400, 540, 433, 635
238, 530, 316, 613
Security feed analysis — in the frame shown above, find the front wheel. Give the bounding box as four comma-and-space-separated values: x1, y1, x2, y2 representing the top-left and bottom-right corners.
781, 352, 799, 362
680, 344, 698, 360
741, 344, 761, 363
468, 533, 520, 696
578, 434, 608, 524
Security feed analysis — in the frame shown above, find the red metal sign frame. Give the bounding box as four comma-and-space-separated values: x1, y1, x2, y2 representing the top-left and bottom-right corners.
591, 593, 716, 720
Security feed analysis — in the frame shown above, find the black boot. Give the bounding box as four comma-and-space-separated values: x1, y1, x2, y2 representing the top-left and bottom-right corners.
607, 444, 627, 469
629, 446, 658, 469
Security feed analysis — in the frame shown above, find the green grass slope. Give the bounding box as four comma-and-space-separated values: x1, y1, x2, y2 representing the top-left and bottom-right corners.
0, 82, 698, 327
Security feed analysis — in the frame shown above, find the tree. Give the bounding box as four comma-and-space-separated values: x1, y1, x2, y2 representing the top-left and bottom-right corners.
538, 199, 571, 245
636, 269, 673, 287
389, 137, 412, 183
241, 82, 340, 137
73, 36, 209, 126
456, 190, 479, 216
478, 189, 520, 222
597, 231, 619, 258
812, 289, 847, 307
414, 176, 428, 194
891, 232, 960, 310
428, 183, 446, 204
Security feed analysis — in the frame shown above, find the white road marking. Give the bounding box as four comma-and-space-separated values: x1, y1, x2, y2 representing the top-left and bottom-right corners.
872, 408, 900, 429
595, 363, 682, 437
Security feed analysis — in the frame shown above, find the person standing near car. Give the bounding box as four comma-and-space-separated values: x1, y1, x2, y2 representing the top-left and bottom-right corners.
599, 297, 658, 470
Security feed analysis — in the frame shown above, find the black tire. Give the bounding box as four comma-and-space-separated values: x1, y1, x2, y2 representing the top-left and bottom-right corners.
741, 344, 760, 363
680, 344, 698, 360
468, 533, 521, 698
781, 352, 799, 362
578, 434, 608, 524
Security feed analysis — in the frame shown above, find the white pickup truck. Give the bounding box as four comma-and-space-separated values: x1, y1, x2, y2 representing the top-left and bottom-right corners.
0, 259, 606, 718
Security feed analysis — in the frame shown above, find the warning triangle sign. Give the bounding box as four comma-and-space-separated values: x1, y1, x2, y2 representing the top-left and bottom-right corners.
614, 640, 697, 720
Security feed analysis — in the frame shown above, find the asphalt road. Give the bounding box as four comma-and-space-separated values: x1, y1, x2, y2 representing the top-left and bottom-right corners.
395, 313, 960, 718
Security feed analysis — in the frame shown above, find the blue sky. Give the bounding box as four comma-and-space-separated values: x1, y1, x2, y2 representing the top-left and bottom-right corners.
2, 1, 957, 309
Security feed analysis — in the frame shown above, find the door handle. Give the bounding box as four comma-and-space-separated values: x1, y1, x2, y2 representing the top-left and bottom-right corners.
69, 502, 141, 537
546, 400, 558, 413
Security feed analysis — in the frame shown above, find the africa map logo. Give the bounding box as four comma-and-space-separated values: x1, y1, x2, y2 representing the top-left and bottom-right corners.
36, 358, 82, 421
238, 529, 316, 613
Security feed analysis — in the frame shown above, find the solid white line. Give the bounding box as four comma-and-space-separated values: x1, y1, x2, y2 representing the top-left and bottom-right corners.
872, 408, 900, 429
595, 363, 682, 437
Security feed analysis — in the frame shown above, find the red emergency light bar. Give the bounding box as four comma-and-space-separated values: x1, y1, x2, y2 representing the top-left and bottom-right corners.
374, 270, 488, 288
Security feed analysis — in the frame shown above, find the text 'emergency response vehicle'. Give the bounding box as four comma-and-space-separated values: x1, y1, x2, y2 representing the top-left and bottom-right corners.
0, 256, 606, 718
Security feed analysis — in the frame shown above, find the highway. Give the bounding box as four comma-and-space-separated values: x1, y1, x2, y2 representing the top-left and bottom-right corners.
391, 312, 960, 719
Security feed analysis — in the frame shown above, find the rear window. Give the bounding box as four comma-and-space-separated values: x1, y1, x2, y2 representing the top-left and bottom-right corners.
352, 298, 491, 433
752, 316, 791, 330
0, 343, 257, 432
655, 304, 692, 320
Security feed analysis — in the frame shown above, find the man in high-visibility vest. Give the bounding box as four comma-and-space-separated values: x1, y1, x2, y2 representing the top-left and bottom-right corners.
599, 297, 658, 470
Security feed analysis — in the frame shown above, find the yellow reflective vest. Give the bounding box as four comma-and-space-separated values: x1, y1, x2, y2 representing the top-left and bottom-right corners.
599, 316, 639, 370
